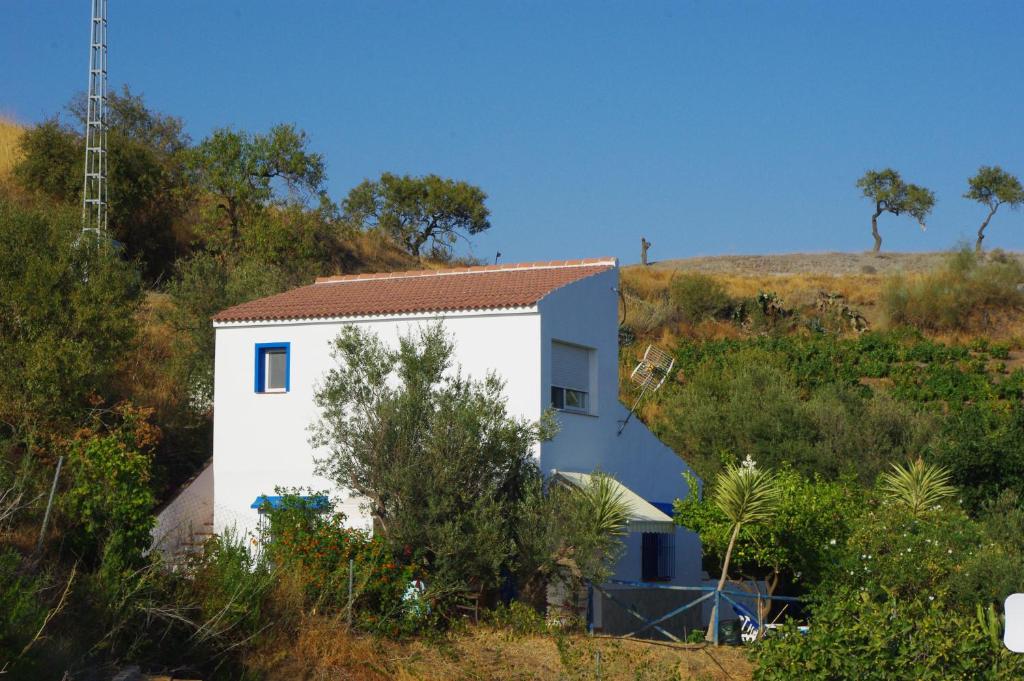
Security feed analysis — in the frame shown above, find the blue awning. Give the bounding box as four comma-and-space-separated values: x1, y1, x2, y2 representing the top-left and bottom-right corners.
648, 501, 675, 517
251, 494, 329, 511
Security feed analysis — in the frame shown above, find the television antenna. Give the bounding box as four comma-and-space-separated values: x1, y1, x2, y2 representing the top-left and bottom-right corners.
617, 344, 675, 435
80, 0, 108, 241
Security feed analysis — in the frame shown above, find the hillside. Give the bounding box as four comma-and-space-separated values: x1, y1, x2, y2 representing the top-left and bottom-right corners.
620, 249, 1024, 343
648, 250, 1024, 276
0, 117, 23, 179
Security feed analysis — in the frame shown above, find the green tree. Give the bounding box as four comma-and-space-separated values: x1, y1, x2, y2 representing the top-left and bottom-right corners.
702, 457, 780, 640
965, 165, 1024, 253
310, 323, 552, 593
12, 117, 81, 202
675, 468, 861, 601
0, 202, 141, 440
15, 88, 194, 281
856, 168, 935, 253
492, 472, 630, 610
164, 252, 289, 409
187, 124, 326, 250
343, 172, 490, 258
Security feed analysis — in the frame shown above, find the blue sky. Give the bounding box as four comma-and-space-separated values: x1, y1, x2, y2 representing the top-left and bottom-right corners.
5, 1, 1024, 264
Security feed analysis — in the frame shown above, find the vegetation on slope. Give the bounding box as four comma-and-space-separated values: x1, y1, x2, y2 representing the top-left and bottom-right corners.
618, 249, 1024, 678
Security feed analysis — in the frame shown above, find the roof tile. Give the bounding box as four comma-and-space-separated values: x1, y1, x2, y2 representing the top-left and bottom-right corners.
213, 258, 616, 323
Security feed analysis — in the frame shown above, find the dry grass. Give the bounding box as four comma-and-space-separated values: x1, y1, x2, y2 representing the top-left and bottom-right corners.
247, 617, 752, 680
0, 117, 24, 179
624, 266, 885, 307
621, 251, 1024, 361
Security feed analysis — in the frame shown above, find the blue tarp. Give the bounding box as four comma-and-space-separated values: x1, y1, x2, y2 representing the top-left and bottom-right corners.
250, 494, 329, 511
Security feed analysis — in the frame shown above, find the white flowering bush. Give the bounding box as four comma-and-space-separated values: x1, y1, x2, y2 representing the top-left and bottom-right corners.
753, 502, 1024, 679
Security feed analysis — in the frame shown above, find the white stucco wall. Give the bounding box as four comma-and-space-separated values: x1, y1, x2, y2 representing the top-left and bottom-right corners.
151, 462, 213, 560
212, 308, 542, 539
538, 268, 702, 586
211, 262, 702, 587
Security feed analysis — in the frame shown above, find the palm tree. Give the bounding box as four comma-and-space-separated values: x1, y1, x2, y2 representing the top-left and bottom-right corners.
580, 473, 629, 538
706, 457, 781, 641
879, 459, 956, 517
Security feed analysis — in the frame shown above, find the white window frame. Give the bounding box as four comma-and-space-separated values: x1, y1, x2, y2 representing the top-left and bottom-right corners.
263, 348, 288, 393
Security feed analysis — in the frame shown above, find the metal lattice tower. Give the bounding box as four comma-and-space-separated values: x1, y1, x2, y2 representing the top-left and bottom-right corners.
81, 0, 108, 237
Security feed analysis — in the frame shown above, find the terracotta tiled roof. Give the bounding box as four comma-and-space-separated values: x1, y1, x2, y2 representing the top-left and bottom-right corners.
212, 258, 617, 323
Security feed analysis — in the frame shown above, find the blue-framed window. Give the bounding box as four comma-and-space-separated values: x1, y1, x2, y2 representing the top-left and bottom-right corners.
255, 342, 290, 393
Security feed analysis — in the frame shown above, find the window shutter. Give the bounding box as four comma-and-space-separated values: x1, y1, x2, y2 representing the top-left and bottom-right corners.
551, 342, 590, 391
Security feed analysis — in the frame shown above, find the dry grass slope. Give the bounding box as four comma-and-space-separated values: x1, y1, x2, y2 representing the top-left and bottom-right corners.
246, 618, 752, 680
622, 250, 1024, 344
0, 117, 24, 179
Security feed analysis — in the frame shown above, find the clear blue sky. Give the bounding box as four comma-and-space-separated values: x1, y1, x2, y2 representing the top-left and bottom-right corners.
5, 1, 1024, 264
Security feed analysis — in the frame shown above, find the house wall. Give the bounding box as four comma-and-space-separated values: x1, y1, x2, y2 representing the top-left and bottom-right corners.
151, 462, 213, 560
539, 268, 702, 587
212, 309, 542, 539
212, 264, 703, 589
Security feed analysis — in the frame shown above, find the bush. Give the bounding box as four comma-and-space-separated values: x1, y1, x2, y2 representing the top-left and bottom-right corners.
62, 403, 159, 566
262, 491, 428, 636
929, 404, 1024, 514
0, 548, 53, 675
753, 596, 1024, 680
881, 248, 1024, 331
661, 348, 935, 481
754, 501, 1024, 679
670, 273, 734, 323
0, 202, 141, 439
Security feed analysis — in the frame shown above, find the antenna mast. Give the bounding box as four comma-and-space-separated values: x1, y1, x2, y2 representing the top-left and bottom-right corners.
81, 0, 108, 238
617, 344, 675, 436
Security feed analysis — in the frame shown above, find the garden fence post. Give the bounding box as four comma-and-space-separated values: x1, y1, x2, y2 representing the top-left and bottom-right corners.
713, 590, 720, 646
347, 557, 354, 628
36, 456, 63, 553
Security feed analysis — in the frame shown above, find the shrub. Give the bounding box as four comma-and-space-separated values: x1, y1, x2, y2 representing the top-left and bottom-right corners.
675, 468, 863, 597
670, 273, 734, 323
0, 202, 141, 439
620, 293, 676, 334
753, 596, 1024, 680
262, 490, 427, 636
63, 410, 158, 567
929, 404, 1024, 514
881, 248, 1024, 331
0, 548, 53, 675
661, 348, 935, 482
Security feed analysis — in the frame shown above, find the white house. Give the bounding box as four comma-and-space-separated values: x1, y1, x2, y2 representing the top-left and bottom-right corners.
158, 257, 702, 595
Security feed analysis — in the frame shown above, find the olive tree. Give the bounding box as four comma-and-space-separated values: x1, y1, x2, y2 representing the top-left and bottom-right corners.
343, 172, 490, 258
965, 165, 1024, 253
187, 124, 327, 250
856, 168, 935, 253
310, 323, 552, 593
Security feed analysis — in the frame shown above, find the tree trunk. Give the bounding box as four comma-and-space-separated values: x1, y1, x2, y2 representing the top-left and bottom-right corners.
976, 206, 998, 254
871, 206, 883, 254
706, 522, 742, 641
